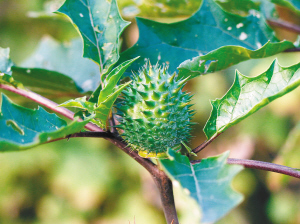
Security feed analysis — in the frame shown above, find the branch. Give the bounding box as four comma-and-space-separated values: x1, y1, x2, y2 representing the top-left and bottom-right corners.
67, 131, 115, 139
192, 133, 221, 154
0, 84, 102, 132
267, 19, 300, 34
191, 158, 300, 179
106, 135, 178, 224
152, 169, 179, 224
0, 84, 179, 223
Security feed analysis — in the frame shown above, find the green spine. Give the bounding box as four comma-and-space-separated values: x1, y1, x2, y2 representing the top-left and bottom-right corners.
116, 62, 194, 158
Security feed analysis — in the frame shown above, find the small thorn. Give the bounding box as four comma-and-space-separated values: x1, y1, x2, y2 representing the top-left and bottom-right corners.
168, 72, 176, 83
159, 105, 167, 111
134, 118, 144, 124
144, 100, 156, 108
142, 84, 149, 91
147, 137, 155, 143
177, 76, 190, 87
178, 102, 190, 109
152, 91, 160, 101
157, 69, 161, 80
143, 70, 152, 83
161, 92, 169, 101
116, 106, 129, 113
158, 81, 168, 91
137, 90, 148, 99
146, 122, 155, 128
161, 112, 170, 118
149, 82, 155, 90
136, 74, 142, 82
142, 110, 153, 117
172, 87, 181, 95
154, 108, 163, 116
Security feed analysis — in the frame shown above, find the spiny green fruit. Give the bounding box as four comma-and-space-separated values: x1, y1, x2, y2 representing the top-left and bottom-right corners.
116, 62, 194, 158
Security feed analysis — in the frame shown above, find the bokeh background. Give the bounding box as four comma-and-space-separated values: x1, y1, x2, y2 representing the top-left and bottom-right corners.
0, 0, 300, 223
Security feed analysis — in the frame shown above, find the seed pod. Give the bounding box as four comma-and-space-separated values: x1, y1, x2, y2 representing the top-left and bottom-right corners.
116, 62, 194, 158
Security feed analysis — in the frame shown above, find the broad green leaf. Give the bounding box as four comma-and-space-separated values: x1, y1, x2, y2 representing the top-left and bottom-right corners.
272, 0, 300, 15
57, 0, 130, 74
0, 42, 83, 95
215, 0, 260, 16
119, 0, 295, 78
204, 59, 300, 140
178, 41, 294, 80
0, 48, 13, 75
161, 149, 243, 224
0, 94, 90, 151
11, 67, 83, 95
118, 0, 200, 18
60, 58, 137, 128
21, 37, 100, 92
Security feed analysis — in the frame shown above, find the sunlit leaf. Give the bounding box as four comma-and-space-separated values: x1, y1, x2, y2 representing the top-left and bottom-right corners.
204, 59, 300, 140
118, 0, 200, 18
178, 41, 294, 80
60, 58, 137, 128
57, 0, 130, 74
161, 149, 243, 224
119, 0, 295, 78
0, 94, 90, 151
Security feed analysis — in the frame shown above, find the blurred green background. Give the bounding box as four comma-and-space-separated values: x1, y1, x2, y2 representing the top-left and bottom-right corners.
1, 0, 300, 223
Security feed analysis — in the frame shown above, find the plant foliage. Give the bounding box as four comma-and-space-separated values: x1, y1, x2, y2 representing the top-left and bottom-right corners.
0, 0, 300, 223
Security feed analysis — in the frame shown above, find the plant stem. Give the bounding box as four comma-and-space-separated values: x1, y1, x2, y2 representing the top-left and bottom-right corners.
67, 131, 115, 139
191, 158, 300, 179
0, 84, 102, 132
152, 169, 179, 224
192, 133, 221, 154
227, 158, 300, 178
107, 136, 179, 224
267, 19, 300, 34
0, 84, 180, 223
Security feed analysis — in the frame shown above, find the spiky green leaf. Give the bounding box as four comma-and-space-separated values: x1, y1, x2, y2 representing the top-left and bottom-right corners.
57, 0, 130, 73
204, 59, 300, 140
94, 81, 131, 124
161, 149, 243, 223
60, 58, 137, 128
0, 94, 90, 151
178, 41, 294, 80
59, 96, 96, 113
119, 0, 295, 78
98, 57, 139, 103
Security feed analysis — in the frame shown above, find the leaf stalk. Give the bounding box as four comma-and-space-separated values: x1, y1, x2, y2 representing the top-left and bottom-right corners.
192, 158, 300, 179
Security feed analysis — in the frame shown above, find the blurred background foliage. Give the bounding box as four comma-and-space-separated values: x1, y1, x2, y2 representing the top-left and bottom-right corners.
0, 0, 300, 223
